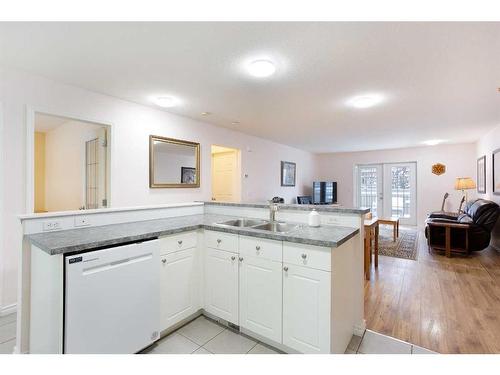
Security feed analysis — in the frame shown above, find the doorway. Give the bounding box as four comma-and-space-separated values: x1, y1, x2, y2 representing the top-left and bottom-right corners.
33, 112, 110, 213
356, 162, 417, 225
211, 145, 241, 202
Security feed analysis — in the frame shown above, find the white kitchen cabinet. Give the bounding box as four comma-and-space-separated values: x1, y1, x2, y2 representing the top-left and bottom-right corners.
204, 247, 239, 325
239, 255, 282, 343
282, 263, 331, 354
160, 247, 200, 331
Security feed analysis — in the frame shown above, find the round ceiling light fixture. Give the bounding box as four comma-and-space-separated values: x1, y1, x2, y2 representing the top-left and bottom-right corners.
247, 59, 276, 78
151, 96, 180, 108
346, 94, 385, 109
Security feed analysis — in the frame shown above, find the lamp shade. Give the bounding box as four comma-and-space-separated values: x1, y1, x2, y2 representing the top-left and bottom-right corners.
454, 177, 476, 190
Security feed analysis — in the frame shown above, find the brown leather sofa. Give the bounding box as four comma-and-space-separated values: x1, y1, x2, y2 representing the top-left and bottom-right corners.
425, 199, 500, 256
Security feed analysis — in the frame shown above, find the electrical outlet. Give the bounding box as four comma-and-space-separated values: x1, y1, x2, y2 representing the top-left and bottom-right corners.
42, 221, 62, 231
325, 216, 341, 225
74, 216, 91, 227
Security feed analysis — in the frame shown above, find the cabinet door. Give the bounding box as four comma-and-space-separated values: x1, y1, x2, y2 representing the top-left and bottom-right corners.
239, 255, 282, 343
204, 248, 239, 325
283, 264, 331, 353
160, 248, 200, 331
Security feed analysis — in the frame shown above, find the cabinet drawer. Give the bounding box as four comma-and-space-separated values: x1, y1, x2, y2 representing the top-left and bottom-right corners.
205, 230, 238, 253
159, 231, 198, 255
283, 242, 331, 272
239, 236, 282, 262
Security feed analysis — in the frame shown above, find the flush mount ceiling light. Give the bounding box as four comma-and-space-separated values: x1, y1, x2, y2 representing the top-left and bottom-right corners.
247, 59, 276, 78
422, 139, 445, 146
346, 94, 385, 109
151, 96, 179, 108
201, 112, 211, 116
231, 121, 240, 125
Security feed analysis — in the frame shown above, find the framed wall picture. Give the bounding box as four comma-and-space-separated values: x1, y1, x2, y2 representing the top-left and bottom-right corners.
181, 167, 196, 184
477, 155, 486, 193
281, 161, 296, 187
493, 148, 500, 195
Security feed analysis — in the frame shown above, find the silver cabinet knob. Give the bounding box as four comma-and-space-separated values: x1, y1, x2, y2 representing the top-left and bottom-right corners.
161, 259, 166, 264
217, 239, 222, 244
231, 256, 236, 261
255, 245, 261, 251
239, 257, 244, 262
283, 266, 289, 272
178, 240, 183, 245
301, 253, 307, 259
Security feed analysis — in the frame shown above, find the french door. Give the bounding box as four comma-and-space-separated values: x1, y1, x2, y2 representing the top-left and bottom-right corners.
356, 162, 417, 225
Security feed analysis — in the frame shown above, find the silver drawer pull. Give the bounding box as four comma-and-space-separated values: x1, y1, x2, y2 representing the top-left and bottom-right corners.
178, 240, 183, 245
284, 266, 289, 272
239, 257, 244, 262
217, 239, 222, 244
301, 253, 307, 259
231, 256, 236, 261
255, 245, 261, 251
161, 259, 167, 264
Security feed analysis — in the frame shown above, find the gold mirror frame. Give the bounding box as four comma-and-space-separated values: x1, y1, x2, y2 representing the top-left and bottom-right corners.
149, 135, 201, 188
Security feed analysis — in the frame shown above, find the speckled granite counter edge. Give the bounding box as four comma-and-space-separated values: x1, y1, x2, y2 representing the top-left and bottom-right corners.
29, 222, 360, 255
202, 201, 370, 214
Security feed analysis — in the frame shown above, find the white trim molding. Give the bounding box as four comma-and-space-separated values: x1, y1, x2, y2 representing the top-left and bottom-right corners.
0, 303, 17, 317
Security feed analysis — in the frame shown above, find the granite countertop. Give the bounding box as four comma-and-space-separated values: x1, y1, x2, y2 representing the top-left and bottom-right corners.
27, 213, 360, 255
203, 201, 370, 214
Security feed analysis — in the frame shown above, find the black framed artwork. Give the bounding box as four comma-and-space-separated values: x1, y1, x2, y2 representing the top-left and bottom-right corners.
181, 167, 196, 184
493, 148, 500, 195
281, 161, 296, 187
477, 155, 486, 193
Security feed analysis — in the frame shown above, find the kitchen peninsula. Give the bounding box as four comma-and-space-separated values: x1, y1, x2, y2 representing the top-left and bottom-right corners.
17, 201, 368, 354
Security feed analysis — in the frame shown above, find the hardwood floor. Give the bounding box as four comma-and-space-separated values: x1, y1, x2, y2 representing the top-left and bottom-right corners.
364, 228, 500, 354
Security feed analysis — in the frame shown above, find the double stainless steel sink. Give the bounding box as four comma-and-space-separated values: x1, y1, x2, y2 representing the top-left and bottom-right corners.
216, 218, 299, 233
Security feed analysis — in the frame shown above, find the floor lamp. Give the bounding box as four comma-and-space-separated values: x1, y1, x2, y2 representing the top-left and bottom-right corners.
454, 177, 476, 213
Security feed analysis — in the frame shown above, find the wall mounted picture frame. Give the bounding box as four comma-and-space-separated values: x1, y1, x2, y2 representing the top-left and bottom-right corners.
281, 161, 296, 187
477, 155, 486, 193
493, 148, 500, 195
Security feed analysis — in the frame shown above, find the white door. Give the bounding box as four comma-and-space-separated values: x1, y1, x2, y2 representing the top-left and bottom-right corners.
160, 248, 200, 331
211, 150, 240, 202
383, 162, 417, 225
204, 248, 239, 325
356, 162, 417, 225
356, 164, 384, 217
282, 264, 331, 354
239, 256, 282, 343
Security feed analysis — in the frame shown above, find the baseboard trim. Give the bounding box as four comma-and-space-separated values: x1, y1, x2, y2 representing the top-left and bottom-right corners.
0, 303, 17, 317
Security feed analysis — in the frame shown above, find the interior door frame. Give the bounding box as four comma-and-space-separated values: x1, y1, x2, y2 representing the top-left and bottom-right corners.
25, 106, 113, 213
354, 161, 418, 225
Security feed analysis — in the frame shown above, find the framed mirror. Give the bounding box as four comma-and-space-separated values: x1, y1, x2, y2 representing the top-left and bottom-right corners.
149, 135, 200, 188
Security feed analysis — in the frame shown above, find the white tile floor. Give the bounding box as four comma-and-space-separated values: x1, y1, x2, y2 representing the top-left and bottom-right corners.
0, 312, 437, 355
0, 313, 17, 354
347, 330, 436, 354
141, 316, 282, 354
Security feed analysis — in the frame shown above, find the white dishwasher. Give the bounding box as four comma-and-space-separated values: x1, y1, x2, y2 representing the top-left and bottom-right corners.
64, 238, 160, 354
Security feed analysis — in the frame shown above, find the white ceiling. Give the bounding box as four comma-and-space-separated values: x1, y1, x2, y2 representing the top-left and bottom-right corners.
2, 22, 500, 153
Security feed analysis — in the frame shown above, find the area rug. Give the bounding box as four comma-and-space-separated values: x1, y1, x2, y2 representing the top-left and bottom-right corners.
377, 225, 418, 261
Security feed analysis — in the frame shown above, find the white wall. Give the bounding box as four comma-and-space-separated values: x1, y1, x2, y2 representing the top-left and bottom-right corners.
44, 120, 103, 212
316, 143, 477, 226
0, 67, 317, 312
476, 124, 500, 249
